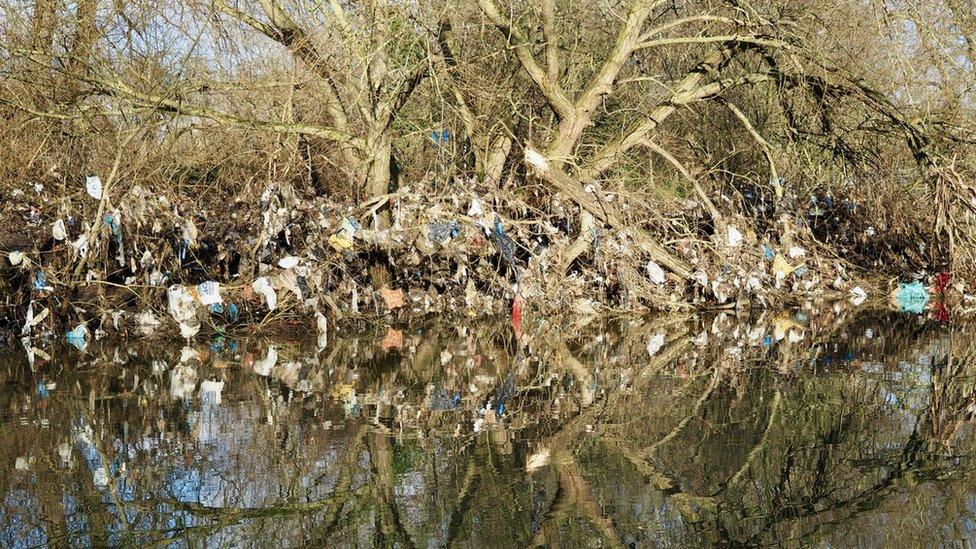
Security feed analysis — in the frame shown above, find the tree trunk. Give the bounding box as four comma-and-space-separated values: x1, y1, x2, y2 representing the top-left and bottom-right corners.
478, 135, 513, 187
365, 137, 393, 199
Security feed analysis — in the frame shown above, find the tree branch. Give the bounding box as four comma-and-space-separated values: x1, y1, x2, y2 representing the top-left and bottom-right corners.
477, 0, 575, 120
91, 76, 364, 149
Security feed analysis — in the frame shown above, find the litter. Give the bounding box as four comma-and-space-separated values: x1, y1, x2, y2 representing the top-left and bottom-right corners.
52, 219, 67, 241
430, 129, 450, 144
252, 277, 278, 311
329, 217, 359, 251
526, 447, 551, 473
788, 246, 806, 259
22, 304, 49, 335
646, 332, 666, 356
727, 226, 743, 247
646, 260, 666, 284
381, 327, 404, 350
179, 321, 200, 339
66, 324, 89, 350
200, 379, 224, 405
894, 281, 929, 313
850, 286, 868, 306
71, 233, 89, 258
428, 221, 461, 245
468, 198, 485, 217
197, 281, 222, 306
524, 147, 550, 172
761, 245, 775, 260
226, 303, 240, 323
166, 285, 197, 323
277, 255, 300, 269
380, 286, 405, 310
33, 270, 53, 292
253, 346, 277, 376
86, 175, 103, 200
772, 255, 796, 287
8, 251, 24, 266
316, 311, 328, 349
134, 311, 160, 335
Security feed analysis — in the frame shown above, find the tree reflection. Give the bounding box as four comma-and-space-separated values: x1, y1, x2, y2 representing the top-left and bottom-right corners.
2, 311, 975, 547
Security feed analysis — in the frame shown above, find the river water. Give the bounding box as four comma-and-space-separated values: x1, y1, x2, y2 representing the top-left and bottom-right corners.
1, 309, 974, 547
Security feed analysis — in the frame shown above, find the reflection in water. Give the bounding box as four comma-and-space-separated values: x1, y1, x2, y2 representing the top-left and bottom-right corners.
1, 310, 975, 547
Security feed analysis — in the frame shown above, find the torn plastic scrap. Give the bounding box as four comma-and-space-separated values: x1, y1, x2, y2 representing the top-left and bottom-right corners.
86, 175, 103, 200
252, 277, 278, 311
66, 324, 89, 350
849, 286, 868, 306
166, 285, 197, 323
197, 281, 222, 306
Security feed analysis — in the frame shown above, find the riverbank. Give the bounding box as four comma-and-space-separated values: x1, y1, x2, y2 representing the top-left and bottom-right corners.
4, 176, 960, 342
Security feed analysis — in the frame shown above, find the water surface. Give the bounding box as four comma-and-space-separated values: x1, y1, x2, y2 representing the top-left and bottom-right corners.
2, 310, 974, 547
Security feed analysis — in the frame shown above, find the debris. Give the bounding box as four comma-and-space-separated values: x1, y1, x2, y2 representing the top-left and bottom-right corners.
200, 379, 225, 405
22, 304, 49, 335
166, 285, 197, 323
134, 311, 160, 336
524, 147, 550, 172
52, 219, 67, 241
277, 255, 300, 269
8, 251, 24, 266
646, 260, 666, 285
526, 447, 551, 473
253, 346, 277, 376
850, 286, 868, 306
727, 226, 743, 247
430, 129, 450, 143
33, 270, 53, 292
480, 215, 517, 265
316, 311, 328, 349
15, 456, 31, 471
381, 327, 404, 350
86, 175, 103, 200
894, 281, 929, 313
468, 198, 485, 217
773, 315, 801, 341
428, 220, 461, 245
646, 331, 666, 356
512, 292, 524, 336
329, 217, 359, 251
761, 245, 775, 261
179, 321, 200, 340
92, 466, 109, 487
252, 277, 278, 311
773, 255, 796, 287
380, 286, 405, 310
58, 443, 71, 467
226, 303, 240, 323
66, 324, 89, 350
70, 233, 88, 258
788, 246, 806, 259
197, 281, 222, 306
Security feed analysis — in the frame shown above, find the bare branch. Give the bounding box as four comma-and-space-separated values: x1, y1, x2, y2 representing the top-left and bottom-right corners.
91, 76, 364, 149
477, 0, 575, 120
